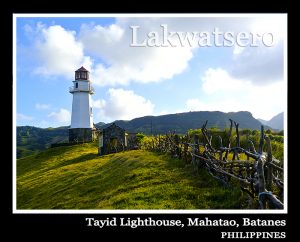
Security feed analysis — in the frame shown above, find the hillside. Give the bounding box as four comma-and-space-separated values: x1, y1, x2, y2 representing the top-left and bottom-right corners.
258, 112, 283, 130
267, 112, 284, 130
99, 111, 264, 134
17, 122, 105, 158
17, 126, 69, 158
17, 143, 242, 209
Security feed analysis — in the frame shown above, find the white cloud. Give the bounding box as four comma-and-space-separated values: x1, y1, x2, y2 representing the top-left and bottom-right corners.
81, 16, 285, 87
17, 113, 34, 121
249, 15, 286, 41
80, 20, 195, 86
28, 16, 285, 87
35, 103, 50, 110
188, 68, 285, 120
92, 99, 106, 109
233, 45, 245, 55
94, 88, 154, 121
186, 99, 206, 111
201, 68, 251, 94
230, 40, 284, 84
34, 25, 92, 78
48, 108, 71, 123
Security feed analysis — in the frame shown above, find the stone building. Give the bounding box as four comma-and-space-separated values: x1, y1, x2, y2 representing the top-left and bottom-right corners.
98, 123, 138, 155
98, 123, 126, 155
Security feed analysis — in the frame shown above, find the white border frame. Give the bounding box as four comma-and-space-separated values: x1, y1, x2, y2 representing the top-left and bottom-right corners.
13, 13, 288, 214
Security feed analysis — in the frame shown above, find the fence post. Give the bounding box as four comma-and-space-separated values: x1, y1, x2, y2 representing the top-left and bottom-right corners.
218, 136, 223, 160
224, 119, 233, 160
191, 136, 196, 168
257, 157, 267, 209
258, 126, 264, 154
152, 137, 156, 151
234, 121, 240, 160
264, 135, 273, 192
194, 135, 200, 172
158, 135, 161, 152
174, 134, 181, 158
183, 135, 189, 163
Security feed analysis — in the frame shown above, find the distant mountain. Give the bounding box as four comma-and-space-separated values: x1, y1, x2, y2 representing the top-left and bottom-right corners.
97, 111, 264, 135
17, 122, 105, 158
268, 112, 284, 130
17, 111, 265, 158
257, 118, 268, 125
257, 112, 283, 130
17, 126, 69, 158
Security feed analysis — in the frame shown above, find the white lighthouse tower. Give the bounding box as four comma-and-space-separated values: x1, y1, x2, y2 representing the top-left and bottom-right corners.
69, 66, 95, 142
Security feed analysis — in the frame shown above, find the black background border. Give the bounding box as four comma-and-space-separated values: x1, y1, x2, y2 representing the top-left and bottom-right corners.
8, 1, 290, 238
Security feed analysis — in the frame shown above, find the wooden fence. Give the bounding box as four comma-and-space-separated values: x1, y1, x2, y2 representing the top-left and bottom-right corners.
143, 119, 284, 209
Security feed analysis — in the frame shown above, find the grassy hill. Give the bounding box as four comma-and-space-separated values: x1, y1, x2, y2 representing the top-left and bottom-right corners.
17, 143, 242, 209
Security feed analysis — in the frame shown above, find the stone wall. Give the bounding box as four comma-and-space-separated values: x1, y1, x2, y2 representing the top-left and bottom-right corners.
69, 128, 95, 142
100, 123, 125, 155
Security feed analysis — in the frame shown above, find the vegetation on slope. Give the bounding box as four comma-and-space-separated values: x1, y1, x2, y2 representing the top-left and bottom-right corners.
17, 126, 69, 158
17, 142, 242, 209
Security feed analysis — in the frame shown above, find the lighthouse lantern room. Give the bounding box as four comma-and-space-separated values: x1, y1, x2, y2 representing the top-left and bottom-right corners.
69, 66, 96, 142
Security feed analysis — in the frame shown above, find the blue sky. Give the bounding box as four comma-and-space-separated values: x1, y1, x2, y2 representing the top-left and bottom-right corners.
15, 14, 287, 128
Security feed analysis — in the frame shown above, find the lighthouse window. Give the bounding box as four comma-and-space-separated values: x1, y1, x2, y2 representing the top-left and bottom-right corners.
80, 72, 86, 79
75, 82, 78, 88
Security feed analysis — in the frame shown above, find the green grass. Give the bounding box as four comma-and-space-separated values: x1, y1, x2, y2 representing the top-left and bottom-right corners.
17, 142, 242, 209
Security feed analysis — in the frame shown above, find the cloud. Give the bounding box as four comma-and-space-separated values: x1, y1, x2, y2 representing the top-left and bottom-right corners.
188, 68, 285, 120
230, 40, 284, 85
92, 99, 106, 109
79, 20, 195, 86
34, 25, 92, 78
186, 99, 206, 111
201, 68, 251, 94
80, 16, 285, 86
48, 108, 71, 123
35, 103, 50, 110
28, 16, 285, 87
94, 88, 154, 121
17, 113, 34, 121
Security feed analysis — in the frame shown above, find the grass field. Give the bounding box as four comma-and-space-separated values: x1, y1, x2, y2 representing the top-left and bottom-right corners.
17, 142, 243, 209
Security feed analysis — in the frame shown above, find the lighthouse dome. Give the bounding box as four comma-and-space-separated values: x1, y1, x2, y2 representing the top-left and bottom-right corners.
75, 66, 89, 81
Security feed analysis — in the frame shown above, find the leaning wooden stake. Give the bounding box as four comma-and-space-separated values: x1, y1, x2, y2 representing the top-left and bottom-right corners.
265, 135, 273, 191
257, 157, 267, 209
224, 119, 233, 160
233, 121, 240, 160
201, 120, 214, 151
258, 125, 264, 154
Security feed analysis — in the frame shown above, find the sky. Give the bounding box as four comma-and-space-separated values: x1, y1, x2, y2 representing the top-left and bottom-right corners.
15, 14, 287, 128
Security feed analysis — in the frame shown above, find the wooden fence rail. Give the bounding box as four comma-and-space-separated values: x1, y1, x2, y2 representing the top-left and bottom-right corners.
143, 119, 284, 209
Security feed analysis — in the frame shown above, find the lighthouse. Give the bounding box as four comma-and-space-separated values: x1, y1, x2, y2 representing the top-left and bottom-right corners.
69, 66, 96, 142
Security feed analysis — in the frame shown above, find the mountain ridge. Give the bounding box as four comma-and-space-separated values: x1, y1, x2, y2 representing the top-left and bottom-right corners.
96, 111, 265, 134
17, 110, 267, 158
257, 112, 283, 130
